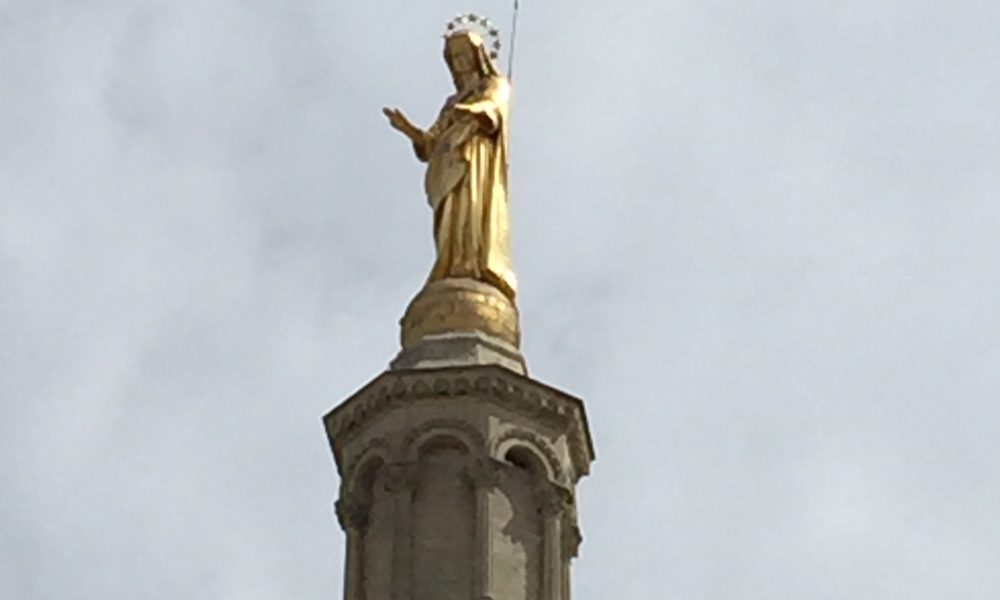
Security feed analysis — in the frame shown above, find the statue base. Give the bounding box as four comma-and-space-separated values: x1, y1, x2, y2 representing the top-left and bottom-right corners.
390, 330, 526, 374
393, 278, 524, 374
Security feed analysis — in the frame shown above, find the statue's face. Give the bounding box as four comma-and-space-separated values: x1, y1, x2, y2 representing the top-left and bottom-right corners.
445, 37, 478, 76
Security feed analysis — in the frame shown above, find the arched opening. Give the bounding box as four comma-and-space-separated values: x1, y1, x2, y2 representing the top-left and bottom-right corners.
504, 444, 547, 477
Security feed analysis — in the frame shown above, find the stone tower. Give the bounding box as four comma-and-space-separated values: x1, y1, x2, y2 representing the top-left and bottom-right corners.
322, 280, 595, 600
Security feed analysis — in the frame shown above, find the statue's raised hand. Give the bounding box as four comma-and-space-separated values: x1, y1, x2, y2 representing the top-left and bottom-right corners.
382, 107, 422, 142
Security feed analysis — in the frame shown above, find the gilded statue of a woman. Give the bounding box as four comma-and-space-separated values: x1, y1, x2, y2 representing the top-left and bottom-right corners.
383, 24, 516, 301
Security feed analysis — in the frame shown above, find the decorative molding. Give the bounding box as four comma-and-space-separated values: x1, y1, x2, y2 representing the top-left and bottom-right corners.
325, 366, 594, 482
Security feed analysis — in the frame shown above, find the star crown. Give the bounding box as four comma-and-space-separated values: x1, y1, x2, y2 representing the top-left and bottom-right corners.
444, 13, 502, 60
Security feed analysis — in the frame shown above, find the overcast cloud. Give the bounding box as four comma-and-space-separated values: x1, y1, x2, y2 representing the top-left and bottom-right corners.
2, 0, 999, 598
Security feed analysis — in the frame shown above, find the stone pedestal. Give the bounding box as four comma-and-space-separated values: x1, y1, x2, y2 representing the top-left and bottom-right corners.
324, 278, 594, 600
391, 331, 527, 374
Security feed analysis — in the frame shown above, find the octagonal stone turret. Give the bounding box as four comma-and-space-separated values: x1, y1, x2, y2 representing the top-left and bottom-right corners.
323, 363, 594, 600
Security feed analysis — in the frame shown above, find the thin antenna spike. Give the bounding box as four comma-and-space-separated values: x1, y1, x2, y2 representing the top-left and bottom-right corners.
507, 0, 520, 81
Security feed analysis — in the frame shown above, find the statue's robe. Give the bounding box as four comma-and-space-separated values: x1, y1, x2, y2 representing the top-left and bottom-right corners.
413, 76, 516, 300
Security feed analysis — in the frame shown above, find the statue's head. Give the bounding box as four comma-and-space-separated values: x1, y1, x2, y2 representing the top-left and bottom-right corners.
441, 14, 502, 87
444, 31, 496, 82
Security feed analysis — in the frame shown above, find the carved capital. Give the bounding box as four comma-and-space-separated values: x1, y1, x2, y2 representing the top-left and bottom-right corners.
335, 495, 370, 533
562, 523, 583, 559
463, 457, 502, 490
383, 463, 419, 494
537, 483, 570, 518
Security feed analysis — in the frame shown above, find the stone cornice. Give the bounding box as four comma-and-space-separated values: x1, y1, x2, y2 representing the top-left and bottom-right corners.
323, 365, 595, 481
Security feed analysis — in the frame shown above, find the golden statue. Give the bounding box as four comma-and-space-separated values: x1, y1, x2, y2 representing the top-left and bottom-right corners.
383, 16, 516, 301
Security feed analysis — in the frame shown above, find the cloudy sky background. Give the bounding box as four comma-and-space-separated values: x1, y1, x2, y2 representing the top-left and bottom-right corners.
2, 0, 999, 598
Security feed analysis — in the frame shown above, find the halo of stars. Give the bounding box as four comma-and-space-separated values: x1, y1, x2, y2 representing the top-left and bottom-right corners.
444, 13, 503, 60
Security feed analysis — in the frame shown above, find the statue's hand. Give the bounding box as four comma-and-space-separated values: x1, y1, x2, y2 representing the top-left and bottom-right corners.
453, 102, 498, 134
382, 107, 421, 142
382, 107, 408, 130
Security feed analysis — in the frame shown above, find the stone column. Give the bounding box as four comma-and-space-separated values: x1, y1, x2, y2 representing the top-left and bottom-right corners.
561, 521, 582, 600
384, 464, 417, 600
335, 496, 369, 600
539, 487, 566, 600
466, 458, 501, 600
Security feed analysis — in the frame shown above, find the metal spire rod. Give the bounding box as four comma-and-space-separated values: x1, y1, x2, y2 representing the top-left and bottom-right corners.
507, 0, 520, 81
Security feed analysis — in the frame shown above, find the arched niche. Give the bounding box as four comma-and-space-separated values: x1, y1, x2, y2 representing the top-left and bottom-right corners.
503, 444, 548, 477
492, 430, 565, 485
351, 455, 386, 498
402, 418, 485, 461
344, 439, 391, 497
340, 450, 393, 600
410, 430, 478, 600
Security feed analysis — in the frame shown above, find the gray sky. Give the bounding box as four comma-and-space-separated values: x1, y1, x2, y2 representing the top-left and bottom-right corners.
2, 0, 999, 598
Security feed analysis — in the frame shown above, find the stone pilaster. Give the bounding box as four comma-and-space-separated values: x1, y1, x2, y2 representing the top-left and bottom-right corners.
539, 485, 567, 600
383, 464, 417, 600
335, 496, 369, 600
